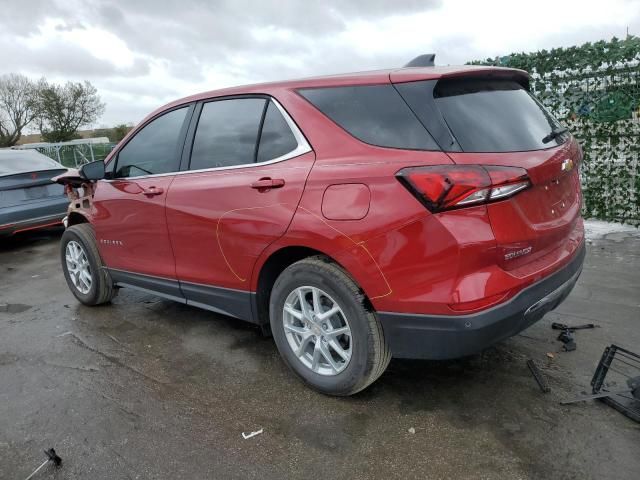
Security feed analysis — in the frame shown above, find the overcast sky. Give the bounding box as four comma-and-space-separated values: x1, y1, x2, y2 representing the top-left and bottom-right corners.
2, 0, 639, 127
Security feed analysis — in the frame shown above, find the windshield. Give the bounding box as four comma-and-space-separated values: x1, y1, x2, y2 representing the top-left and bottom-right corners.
433, 78, 567, 152
0, 150, 64, 176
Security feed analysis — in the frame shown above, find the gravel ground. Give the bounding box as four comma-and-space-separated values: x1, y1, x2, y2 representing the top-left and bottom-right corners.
1, 226, 639, 479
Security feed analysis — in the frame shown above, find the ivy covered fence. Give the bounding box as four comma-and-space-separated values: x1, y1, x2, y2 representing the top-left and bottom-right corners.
470, 36, 640, 225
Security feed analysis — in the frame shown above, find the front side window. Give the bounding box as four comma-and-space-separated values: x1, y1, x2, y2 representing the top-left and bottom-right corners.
190, 98, 266, 170
114, 107, 188, 178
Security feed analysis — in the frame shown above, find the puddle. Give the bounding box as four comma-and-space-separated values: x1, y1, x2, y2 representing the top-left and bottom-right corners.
0, 303, 32, 314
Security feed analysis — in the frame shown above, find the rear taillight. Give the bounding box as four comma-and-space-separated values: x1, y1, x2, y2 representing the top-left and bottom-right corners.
397, 165, 530, 212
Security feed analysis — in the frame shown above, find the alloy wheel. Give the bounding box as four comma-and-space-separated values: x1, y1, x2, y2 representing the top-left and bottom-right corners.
282, 286, 352, 376
65, 240, 92, 294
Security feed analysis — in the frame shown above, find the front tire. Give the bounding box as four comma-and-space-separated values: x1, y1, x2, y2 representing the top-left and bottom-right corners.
270, 256, 391, 396
60, 224, 115, 305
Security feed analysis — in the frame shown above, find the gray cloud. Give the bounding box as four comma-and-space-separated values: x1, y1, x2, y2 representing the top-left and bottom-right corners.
0, 36, 150, 78
1, 0, 637, 126
54, 20, 87, 32
1, 0, 67, 35
84, 0, 442, 81
0, 0, 437, 125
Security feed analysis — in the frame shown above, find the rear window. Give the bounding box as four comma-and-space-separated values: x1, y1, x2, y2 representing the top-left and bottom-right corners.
298, 85, 438, 150
0, 150, 64, 176
432, 78, 565, 152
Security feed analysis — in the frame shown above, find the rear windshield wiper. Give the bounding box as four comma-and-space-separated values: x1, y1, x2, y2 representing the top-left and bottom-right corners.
542, 126, 568, 144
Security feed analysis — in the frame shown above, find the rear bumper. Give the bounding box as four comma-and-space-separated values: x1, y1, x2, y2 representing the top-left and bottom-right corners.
0, 212, 66, 236
0, 196, 68, 236
378, 242, 585, 359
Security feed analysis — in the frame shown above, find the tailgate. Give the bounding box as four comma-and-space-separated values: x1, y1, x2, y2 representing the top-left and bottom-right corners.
393, 73, 584, 272
0, 169, 67, 208
448, 138, 583, 270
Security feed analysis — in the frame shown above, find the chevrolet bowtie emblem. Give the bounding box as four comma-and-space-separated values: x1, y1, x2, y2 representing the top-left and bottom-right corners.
561, 158, 574, 172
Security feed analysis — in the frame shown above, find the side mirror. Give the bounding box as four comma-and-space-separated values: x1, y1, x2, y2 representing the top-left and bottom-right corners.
79, 160, 105, 181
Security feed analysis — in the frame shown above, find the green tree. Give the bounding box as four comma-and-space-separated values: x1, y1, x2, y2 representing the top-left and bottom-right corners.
0, 73, 41, 147
38, 80, 105, 142
91, 123, 132, 142
112, 123, 133, 142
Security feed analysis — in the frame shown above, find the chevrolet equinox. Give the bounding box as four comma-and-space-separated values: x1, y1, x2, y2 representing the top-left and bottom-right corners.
55, 63, 585, 395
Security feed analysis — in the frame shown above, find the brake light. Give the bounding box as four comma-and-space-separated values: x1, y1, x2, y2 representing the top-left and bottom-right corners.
397, 165, 530, 212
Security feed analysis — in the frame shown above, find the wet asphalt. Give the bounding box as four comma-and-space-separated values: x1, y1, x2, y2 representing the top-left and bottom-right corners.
1, 227, 639, 479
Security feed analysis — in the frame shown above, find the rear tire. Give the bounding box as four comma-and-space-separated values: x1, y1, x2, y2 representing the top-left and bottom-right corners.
270, 256, 391, 396
60, 224, 115, 306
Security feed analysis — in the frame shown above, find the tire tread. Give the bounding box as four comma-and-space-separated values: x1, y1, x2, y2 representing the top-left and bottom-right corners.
62, 224, 115, 305
274, 255, 391, 395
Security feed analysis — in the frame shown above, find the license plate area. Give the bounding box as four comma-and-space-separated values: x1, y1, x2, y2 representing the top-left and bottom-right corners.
25, 186, 48, 200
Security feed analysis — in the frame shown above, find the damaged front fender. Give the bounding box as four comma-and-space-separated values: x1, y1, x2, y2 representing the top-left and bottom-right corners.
52, 169, 96, 225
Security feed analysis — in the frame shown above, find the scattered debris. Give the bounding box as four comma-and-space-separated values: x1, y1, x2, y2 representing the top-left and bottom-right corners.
561, 344, 640, 423
24, 448, 62, 480
408, 427, 416, 434
546, 352, 555, 359
242, 428, 263, 439
527, 359, 551, 393
55, 331, 73, 338
551, 322, 599, 331
557, 330, 577, 351
552, 322, 599, 352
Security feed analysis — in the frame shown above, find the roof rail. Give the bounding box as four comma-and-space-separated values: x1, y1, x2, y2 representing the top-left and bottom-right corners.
404, 54, 436, 68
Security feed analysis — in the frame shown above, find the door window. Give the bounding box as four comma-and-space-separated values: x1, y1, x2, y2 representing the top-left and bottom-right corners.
190, 98, 266, 170
114, 106, 189, 178
257, 101, 299, 162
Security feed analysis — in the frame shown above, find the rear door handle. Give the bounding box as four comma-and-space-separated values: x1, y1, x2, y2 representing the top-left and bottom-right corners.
250, 178, 285, 190
142, 186, 164, 197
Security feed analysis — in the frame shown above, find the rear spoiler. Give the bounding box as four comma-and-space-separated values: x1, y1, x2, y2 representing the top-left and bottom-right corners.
404, 54, 436, 67
391, 66, 530, 90
0, 169, 67, 191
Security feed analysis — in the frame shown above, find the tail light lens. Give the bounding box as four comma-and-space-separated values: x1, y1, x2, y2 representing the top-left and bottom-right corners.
397, 165, 530, 212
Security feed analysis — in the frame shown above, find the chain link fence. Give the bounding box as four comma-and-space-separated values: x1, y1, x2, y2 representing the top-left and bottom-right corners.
15, 138, 116, 168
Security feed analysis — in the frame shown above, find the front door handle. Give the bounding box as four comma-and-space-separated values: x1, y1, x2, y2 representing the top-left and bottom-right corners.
142, 186, 164, 197
250, 178, 285, 190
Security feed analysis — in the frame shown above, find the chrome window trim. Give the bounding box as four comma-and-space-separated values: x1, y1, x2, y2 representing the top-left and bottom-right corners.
105, 98, 312, 182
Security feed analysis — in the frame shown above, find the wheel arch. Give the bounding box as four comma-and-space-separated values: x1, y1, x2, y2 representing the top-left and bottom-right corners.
252, 245, 373, 326
67, 211, 90, 227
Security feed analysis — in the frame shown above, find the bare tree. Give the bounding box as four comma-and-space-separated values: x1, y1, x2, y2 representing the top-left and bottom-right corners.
0, 74, 41, 147
39, 80, 105, 142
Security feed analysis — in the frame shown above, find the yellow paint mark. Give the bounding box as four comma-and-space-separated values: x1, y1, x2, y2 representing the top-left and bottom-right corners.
296, 205, 392, 299
216, 202, 393, 299
216, 204, 284, 282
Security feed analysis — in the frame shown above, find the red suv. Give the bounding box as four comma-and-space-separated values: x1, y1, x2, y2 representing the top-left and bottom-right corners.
56, 64, 584, 395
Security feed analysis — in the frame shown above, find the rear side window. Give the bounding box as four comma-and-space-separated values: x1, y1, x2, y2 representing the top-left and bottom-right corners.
298, 85, 438, 150
190, 98, 266, 170
257, 102, 298, 162
431, 78, 564, 152
115, 106, 188, 178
